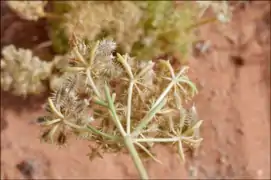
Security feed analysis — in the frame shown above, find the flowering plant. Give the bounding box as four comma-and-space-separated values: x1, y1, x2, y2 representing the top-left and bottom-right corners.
38, 38, 203, 179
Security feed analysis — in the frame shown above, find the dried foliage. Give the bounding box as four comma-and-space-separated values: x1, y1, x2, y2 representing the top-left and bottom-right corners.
0, 45, 53, 96
6, 0, 47, 21
47, 1, 233, 61
48, 1, 200, 61
48, 1, 142, 55
2, 1, 234, 97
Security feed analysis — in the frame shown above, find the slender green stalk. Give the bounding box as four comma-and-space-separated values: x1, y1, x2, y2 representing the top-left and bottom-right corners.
86, 69, 101, 98
74, 48, 87, 65
131, 67, 192, 137
124, 135, 149, 180
177, 140, 185, 162
131, 97, 167, 137
64, 120, 119, 141
126, 82, 134, 134
104, 84, 149, 179
64, 120, 82, 129
147, 79, 175, 111
160, 60, 175, 78
136, 66, 188, 115
41, 118, 61, 126
135, 61, 154, 79
89, 41, 100, 66
48, 98, 64, 119
116, 53, 134, 79
134, 142, 162, 164
104, 84, 126, 136
93, 97, 108, 107
86, 125, 119, 141
64, 67, 86, 72
135, 137, 179, 143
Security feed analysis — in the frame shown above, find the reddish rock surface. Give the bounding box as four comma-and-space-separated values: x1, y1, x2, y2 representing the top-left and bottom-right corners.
1, 1, 270, 179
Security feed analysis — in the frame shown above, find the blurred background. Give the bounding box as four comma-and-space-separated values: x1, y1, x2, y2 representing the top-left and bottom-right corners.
1, 1, 270, 179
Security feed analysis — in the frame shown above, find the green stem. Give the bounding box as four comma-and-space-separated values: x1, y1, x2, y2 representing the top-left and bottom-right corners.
64, 67, 86, 72
89, 41, 100, 66
124, 135, 149, 180
147, 79, 175, 111
135, 137, 179, 143
48, 98, 64, 119
131, 98, 167, 137
116, 53, 134, 79
64, 120, 119, 141
131, 67, 189, 137
104, 84, 149, 179
104, 84, 126, 136
64, 120, 82, 129
86, 125, 119, 141
135, 61, 154, 79
86, 69, 101, 98
74, 48, 87, 65
160, 60, 175, 78
42, 118, 61, 126
126, 82, 134, 134
93, 98, 108, 108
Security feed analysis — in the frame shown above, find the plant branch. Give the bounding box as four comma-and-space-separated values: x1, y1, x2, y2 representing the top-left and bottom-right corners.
86, 125, 119, 141
134, 142, 162, 164
104, 84, 149, 179
41, 118, 61, 126
74, 47, 87, 65
135, 61, 154, 79
126, 81, 134, 134
63, 120, 119, 141
93, 97, 108, 107
89, 41, 99, 66
86, 69, 101, 98
48, 98, 64, 119
131, 98, 167, 137
124, 136, 149, 180
104, 84, 126, 136
131, 67, 191, 137
117, 53, 134, 79
135, 137, 179, 143
64, 67, 86, 72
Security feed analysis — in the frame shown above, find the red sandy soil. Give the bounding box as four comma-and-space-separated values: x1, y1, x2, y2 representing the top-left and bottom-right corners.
1, 1, 270, 179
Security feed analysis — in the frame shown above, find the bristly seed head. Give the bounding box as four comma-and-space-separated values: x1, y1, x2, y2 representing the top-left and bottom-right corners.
96, 39, 117, 57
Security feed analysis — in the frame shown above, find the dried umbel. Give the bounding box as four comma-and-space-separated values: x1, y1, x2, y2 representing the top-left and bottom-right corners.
49, 1, 142, 54
38, 39, 203, 179
1, 45, 53, 96
132, 1, 198, 60
48, 1, 200, 62
7, 1, 47, 21
40, 74, 92, 145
